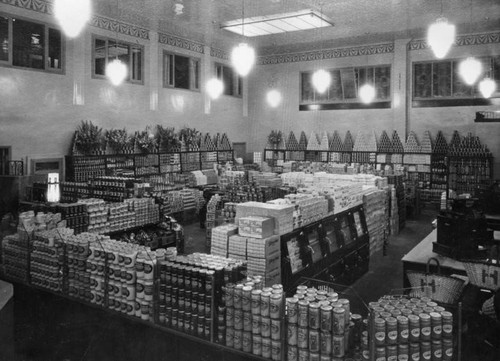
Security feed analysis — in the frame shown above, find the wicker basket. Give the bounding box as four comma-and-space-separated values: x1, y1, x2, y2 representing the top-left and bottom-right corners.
463, 246, 500, 291
407, 257, 466, 304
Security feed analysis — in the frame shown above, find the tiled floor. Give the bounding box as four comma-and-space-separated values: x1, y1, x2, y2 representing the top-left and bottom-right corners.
0, 213, 498, 360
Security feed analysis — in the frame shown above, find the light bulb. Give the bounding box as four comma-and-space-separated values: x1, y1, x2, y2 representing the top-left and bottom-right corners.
206, 78, 224, 99
106, 58, 128, 86
479, 78, 496, 99
427, 17, 455, 59
54, 0, 91, 38
312, 69, 331, 94
231, 43, 255, 77
359, 84, 376, 104
459, 57, 482, 85
266, 89, 282, 107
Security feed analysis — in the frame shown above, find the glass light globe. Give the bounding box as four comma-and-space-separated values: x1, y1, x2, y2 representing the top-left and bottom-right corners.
106, 59, 128, 86
479, 78, 496, 99
206, 78, 224, 99
54, 0, 91, 38
427, 17, 455, 59
266, 89, 282, 107
359, 84, 376, 104
459, 57, 482, 85
231, 43, 255, 77
312, 69, 331, 94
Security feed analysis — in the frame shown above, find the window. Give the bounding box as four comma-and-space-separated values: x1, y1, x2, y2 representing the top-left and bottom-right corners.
413, 56, 500, 105
163, 51, 200, 90
0, 14, 63, 72
215, 63, 242, 97
92, 36, 144, 84
300, 65, 391, 107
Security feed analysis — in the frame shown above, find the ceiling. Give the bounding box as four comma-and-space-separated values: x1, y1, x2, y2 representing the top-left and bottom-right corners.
94, 0, 500, 55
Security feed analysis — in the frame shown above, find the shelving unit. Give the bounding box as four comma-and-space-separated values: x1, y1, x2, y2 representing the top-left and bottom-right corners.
65, 150, 234, 182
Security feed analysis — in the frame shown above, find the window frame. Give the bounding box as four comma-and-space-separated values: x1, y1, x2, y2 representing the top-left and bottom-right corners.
299, 64, 392, 106
91, 34, 144, 85
162, 50, 201, 91
0, 12, 65, 74
215, 62, 243, 98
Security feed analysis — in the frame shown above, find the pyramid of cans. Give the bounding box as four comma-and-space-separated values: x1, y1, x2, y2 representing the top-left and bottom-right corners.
158, 253, 247, 341
286, 285, 360, 361
366, 295, 454, 361
30, 227, 73, 292
222, 280, 285, 360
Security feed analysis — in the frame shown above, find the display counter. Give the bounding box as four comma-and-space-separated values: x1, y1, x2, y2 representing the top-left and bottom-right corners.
401, 229, 467, 288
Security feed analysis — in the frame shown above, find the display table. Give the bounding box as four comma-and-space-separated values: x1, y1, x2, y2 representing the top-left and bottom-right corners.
401, 229, 467, 288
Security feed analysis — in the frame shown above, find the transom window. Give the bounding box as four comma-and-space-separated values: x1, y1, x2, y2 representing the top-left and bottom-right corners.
215, 63, 242, 97
0, 14, 63, 72
163, 51, 200, 91
92, 36, 144, 84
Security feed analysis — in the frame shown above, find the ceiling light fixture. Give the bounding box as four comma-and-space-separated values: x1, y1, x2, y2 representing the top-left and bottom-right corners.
206, 78, 224, 99
359, 84, 376, 104
459, 1, 482, 85
54, 0, 91, 38
311, 4, 331, 94
266, 89, 282, 107
427, 1, 455, 59
230, 0, 256, 77
479, 78, 496, 99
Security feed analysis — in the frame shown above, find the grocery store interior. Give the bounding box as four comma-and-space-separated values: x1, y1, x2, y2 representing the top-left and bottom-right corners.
0, 0, 499, 360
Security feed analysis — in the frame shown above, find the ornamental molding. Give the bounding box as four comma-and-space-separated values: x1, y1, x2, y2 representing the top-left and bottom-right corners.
258, 43, 394, 65
1, 0, 150, 40
158, 33, 204, 54
408, 31, 500, 51
210, 47, 229, 60
0, 0, 52, 14
90, 15, 150, 40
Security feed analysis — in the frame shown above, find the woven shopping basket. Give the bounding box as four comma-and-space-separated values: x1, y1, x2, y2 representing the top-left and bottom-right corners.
406, 257, 466, 304
463, 245, 500, 291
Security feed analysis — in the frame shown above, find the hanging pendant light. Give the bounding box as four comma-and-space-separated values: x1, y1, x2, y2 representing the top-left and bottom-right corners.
266, 89, 282, 107
206, 78, 224, 99
359, 84, 376, 104
312, 69, 331, 94
479, 78, 497, 99
459, 57, 482, 85
427, 17, 455, 59
54, 0, 92, 38
106, 58, 127, 86
231, 0, 255, 77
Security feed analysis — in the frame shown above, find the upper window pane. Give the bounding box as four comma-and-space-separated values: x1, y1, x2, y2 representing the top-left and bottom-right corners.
163, 52, 200, 91
48, 28, 62, 69
13, 18, 44, 69
94, 38, 106, 75
132, 47, 142, 81
0, 16, 8, 62
174, 55, 190, 89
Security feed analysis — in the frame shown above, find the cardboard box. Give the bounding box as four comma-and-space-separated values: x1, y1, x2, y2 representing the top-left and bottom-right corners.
238, 216, 275, 239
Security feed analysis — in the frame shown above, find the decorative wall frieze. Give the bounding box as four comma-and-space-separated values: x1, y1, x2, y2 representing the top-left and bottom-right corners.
258, 43, 394, 65
0, 0, 52, 14
210, 47, 229, 60
158, 33, 204, 54
90, 15, 150, 40
408, 31, 500, 51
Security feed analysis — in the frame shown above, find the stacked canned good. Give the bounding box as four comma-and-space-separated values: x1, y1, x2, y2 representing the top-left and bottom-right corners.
158, 253, 246, 341
133, 248, 159, 321
30, 228, 74, 292
222, 282, 285, 360
286, 285, 362, 361
365, 296, 454, 361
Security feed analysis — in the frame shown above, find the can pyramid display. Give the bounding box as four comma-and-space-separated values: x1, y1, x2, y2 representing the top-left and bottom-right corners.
391, 130, 404, 153
286, 131, 300, 151
366, 131, 378, 152
219, 133, 232, 150
307, 131, 321, 151
320, 131, 329, 151
377, 131, 393, 153
329, 131, 343, 152
433, 131, 448, 154
404, 131, 421, 153
420, 131, 433, 153
353, 131, 367, 151
449, 130, 462, 152
342, 131, 354, 152
298, 131, 308, 150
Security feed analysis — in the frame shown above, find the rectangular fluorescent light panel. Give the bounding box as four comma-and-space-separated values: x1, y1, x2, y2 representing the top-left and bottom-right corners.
221, 9, 333, 37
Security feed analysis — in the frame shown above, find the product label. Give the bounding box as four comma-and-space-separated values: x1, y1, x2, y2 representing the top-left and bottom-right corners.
398, 355, 409, 361
411, 329, 420, 337
433, 326, 442, 335
388, 331, 398, 340
445, 348, 453, 356
443, 325, 452, 333
434, 350, 442, 358
421, 327, 431, 336
411, 353, 420, 361
401, 330, 409, 338
375, 332, 386, 341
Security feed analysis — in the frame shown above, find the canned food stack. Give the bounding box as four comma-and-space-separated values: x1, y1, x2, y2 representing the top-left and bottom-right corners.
287, 285, 360, 361
78, 198, 110, 234
133, 249, 157, 321
55, 203, 88, 234
30, 227, 73, 292
366, 295, 454, 361
87, 236, 113, 307
107, 202, 136, 233
65, 232, 96, 301
1, 233, 30, 282
210, 224, 239, 258
124, 198, 160, 228
223, 282, 285, 360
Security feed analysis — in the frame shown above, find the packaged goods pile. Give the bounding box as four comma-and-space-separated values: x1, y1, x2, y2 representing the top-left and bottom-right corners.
363, 189, 390, 256
367, 295, 455, 361
221, 281, 286, 360
286, 284, 362, 361
251, 172, 283, 188
218, 171, 246, 190
211, 224, 239, 258
191, 169, 218, 186
157, 188, 204, 215
1, 232, 30, 282
236, 202, 295, 236
269, 194, 329, 229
